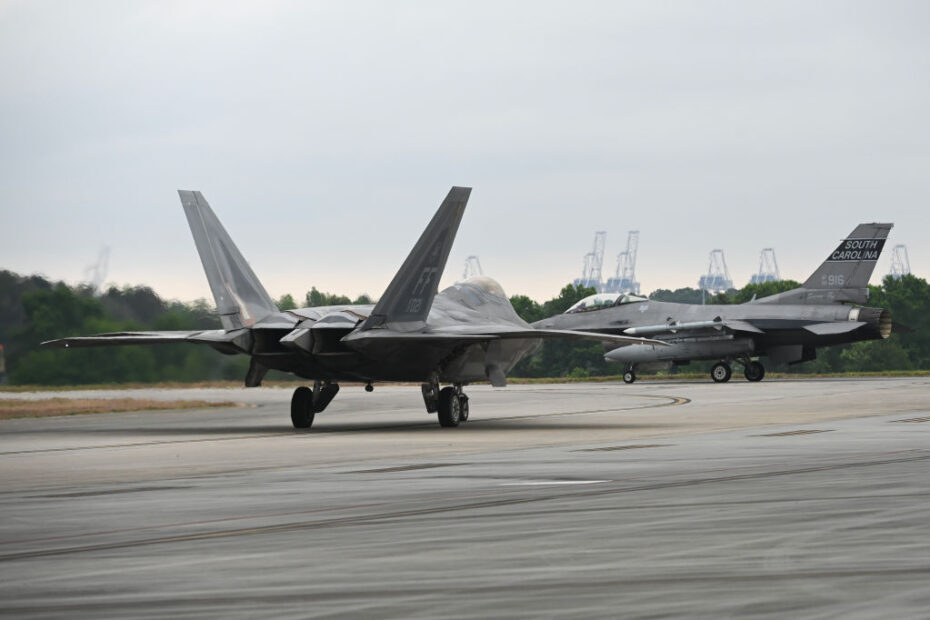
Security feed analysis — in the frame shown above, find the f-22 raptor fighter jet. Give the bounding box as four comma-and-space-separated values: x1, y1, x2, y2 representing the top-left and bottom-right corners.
44, 187, 660, 428
534, 223, 893, 384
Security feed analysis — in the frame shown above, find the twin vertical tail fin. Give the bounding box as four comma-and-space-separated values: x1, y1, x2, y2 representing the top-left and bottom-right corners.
759, 222, 893, 305
361, 186, 471, 332
178, 191, 278, 330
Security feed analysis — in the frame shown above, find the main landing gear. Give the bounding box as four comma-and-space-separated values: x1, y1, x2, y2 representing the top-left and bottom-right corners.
709, 359, 765, 383
422, 381, 469, 428
291, 380, 340, 429
743, 360, 765, 382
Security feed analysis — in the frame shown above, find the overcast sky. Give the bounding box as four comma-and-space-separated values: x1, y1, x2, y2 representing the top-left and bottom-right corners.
2, 1, 928, 304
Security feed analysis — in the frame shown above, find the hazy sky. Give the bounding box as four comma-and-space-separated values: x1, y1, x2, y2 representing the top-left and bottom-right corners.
2, 1, 928, 304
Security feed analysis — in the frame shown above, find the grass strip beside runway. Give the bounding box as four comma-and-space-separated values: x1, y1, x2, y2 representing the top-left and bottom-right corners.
0, 398, 238, 419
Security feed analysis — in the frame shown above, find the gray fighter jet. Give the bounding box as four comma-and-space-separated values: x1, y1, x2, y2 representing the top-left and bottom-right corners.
43, 187, 659, 427
533, 223, 893, 383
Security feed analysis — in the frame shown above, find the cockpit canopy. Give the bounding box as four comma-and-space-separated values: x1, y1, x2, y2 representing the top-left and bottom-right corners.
461, 276, 507, 299
564, 292, 647, 314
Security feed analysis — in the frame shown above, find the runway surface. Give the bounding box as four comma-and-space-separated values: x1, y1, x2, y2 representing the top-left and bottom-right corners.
2, 377, 929, 618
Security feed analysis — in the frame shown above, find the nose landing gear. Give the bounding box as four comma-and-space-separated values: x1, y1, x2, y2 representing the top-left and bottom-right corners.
710, 361, 732, 383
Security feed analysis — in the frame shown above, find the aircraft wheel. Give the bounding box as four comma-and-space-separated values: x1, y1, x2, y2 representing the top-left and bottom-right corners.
622, 370, 636, 384
744, 361, 765, 382
458, 394, 469, 422
711, 362, 732, 383
290, 386, 314, 429
437, 387, 461, 427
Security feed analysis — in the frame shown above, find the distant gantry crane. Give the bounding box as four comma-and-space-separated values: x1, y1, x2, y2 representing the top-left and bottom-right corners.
462, 255, 484, 280
574, 231, 606, 292
888, 244, 911, 279
604, 230, 640, 295
749, 248, 781, 285
83, 246, 110, 296
698, 249, 733, 293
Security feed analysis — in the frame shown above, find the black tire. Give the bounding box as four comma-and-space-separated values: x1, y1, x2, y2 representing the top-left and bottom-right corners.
437, 387, 461, 427
744, 361, 765, 382
290, 386, 314, 429
711, 362, 732, 383
622, 370, 636, 384
458, 395, 469, 422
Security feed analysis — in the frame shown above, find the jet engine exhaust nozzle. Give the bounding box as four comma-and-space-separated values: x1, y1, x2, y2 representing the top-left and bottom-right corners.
850, 307, 892, 339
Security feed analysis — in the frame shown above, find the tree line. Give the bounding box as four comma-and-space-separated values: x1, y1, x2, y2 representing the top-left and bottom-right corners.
1, 269, 927, 385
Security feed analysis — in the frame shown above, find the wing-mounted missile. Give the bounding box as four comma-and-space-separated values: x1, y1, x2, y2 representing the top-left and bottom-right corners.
623, 317, 724, 336
622, 317, 764, 337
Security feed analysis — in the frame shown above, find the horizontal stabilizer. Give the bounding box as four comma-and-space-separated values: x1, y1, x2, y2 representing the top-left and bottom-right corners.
802, 321, 866, 335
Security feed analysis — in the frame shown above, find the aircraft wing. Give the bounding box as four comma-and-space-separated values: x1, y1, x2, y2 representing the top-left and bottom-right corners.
341, 331, 492, 344
493, 327, 667, 346
42, 330, 235, 348
723, 320, 765, 334
343, 326, 666, 347
352, 324, 667, 345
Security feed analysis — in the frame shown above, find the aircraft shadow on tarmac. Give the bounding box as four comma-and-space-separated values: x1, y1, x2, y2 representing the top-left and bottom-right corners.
55, 417, 675, 437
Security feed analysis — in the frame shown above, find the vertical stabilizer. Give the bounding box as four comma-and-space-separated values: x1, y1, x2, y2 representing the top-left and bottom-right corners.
178, 191, 278, 330
758, 222, 893, 305
361, 187, 471, 332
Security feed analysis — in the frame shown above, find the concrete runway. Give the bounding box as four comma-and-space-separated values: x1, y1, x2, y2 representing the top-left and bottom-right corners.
1, 378, 929, 618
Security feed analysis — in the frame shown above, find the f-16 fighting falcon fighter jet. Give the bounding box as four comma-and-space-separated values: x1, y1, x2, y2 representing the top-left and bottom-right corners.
44, 187, 662, 428
533, 223, 893, 384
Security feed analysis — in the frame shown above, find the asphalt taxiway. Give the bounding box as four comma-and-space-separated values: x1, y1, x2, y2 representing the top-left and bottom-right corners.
1, 378, 929, 618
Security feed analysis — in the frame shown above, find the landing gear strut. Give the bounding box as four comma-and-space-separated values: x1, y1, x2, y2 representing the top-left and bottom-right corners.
290, 380, 340, 429
421, 381, 439, 413
711, 361, 732, 383
423, 379, 469, 428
